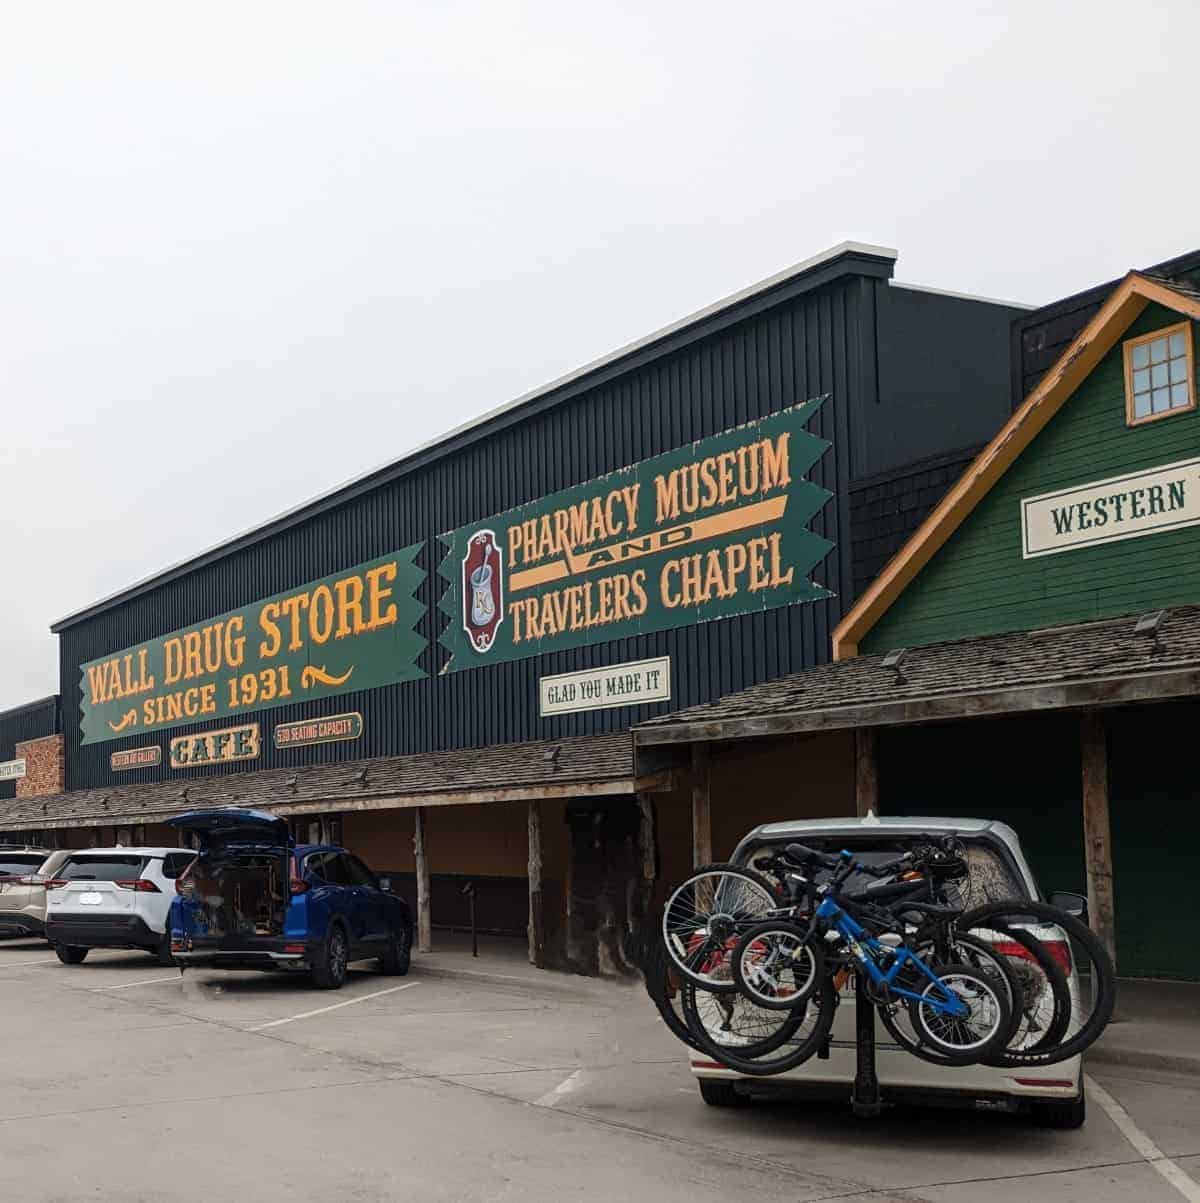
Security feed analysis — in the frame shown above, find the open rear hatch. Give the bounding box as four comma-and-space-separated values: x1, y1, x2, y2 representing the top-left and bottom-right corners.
168, 809, 293, 946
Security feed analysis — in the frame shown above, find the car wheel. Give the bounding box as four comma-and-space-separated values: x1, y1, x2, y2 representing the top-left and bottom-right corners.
55, 945, 88, 965
1029, 1090, 1086, 1129
379, 924, 412, 976
698, 1079, 750, 1108
154, 934, 176, 967
310, 924, 349, 990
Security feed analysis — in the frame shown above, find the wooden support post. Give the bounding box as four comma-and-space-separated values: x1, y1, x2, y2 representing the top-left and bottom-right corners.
527, 800, 545, 968
413, 806, 432, 954
855, 728, 879, 818
1080, 711, 1117, 971
637, 792, 657, 884
691, 742, 712, 867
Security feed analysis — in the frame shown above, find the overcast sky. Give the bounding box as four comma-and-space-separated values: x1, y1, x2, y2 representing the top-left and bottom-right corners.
2, 1, 1198, 712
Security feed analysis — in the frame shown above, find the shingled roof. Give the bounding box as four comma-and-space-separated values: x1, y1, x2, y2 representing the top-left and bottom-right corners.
637, 607, 1200, 745
0, 732, 637, 832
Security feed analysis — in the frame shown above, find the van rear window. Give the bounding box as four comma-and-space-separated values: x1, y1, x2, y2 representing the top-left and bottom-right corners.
58, 856, 149, 881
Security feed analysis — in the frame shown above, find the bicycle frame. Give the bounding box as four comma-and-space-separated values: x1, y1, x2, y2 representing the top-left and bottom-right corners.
815, 895, 968, 1018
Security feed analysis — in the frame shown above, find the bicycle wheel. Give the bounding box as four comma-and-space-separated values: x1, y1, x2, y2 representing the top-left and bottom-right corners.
681, 981, 807, 1060
683, 972, 836, 1077
877, 933, 1021, 1067
641, 930, 703, 1052
663, 864, 782, 992
732, 920, 824, 1011
908, 962, 1012, 1064
956, 899, 1116, 1066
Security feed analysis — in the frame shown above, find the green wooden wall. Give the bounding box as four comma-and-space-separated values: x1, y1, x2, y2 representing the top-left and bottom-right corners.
863, 303, 1200, 653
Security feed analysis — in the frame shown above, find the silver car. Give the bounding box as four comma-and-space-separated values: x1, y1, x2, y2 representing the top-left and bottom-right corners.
689, 816, 1086, 1128
0, 847, 71, 940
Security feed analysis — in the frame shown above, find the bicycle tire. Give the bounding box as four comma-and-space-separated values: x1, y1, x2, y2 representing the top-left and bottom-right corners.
681, 980, 808, 1060
907, 961, 1013, 1064
682, 972, 836, 1076
641, 933, 703, 1052
876, 932, 1023, 1067
731, 919, 824, 1011
955, 899, 1116, 1066
662, 864, 783, 993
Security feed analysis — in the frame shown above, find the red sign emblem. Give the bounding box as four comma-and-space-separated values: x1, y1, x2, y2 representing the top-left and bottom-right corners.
461, 530, 503, 653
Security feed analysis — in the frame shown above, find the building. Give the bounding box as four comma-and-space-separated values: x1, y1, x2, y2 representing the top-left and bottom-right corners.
636, 253, 1200, 980
0, 241, 1029, 970
0, 697, 62, 825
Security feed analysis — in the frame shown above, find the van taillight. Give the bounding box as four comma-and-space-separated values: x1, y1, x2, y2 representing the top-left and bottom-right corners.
289, 879, 310, 896
114, 879, 160, 892
17, 876, 44, 886
992, 938, 1073, 976
43, 880, 68, 890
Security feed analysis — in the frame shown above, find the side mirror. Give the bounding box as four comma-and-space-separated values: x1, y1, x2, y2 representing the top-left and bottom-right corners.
1048, 890, 1088, 920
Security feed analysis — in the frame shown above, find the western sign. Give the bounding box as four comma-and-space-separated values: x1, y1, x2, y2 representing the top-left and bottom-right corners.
1021, 457, 1200, 558
78, 547, 425, 745
438, 400, 833, 670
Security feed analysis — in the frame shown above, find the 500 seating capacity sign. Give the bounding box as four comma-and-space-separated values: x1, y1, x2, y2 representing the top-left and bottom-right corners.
438, 399, 833, 671
78, 548, 425, 745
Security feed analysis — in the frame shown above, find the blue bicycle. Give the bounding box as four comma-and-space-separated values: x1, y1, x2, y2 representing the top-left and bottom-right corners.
726, 844, 1013, 1072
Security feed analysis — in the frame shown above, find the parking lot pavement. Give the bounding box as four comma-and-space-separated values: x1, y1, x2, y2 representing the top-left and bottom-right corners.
2, 938, 1198, 1202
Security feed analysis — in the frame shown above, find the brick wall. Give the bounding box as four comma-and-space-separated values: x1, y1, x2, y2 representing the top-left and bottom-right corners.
15, 734, 65, 799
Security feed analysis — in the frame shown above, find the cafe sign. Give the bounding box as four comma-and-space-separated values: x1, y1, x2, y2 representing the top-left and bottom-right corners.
1021, 457, 1200, 559
170, 722, 261, 769
79, 547, 425, 745
438, 400, 833, 670
0, 758, 27, 782
540, 656, 671, 717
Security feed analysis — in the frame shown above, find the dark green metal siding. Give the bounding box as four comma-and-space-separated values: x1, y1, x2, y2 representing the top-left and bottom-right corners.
865, 305, 1200, 653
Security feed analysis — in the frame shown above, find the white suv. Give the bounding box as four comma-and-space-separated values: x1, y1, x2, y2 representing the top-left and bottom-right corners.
45, 847, 195, 966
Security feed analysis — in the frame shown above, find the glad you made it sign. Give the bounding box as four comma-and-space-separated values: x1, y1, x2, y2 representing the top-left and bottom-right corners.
438, 400, 834, 670
78, 548, 425, 746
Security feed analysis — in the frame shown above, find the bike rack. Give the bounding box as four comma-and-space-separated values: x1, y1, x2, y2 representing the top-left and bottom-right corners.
850, 967, 883, 1118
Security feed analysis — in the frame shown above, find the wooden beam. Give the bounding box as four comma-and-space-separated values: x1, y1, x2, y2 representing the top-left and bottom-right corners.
633, 666, 1200, 748
413, 806, 432, 954
527, 800, 545, 969
636, 792, 657, 883
855, 728, 878, 818
1080, 712, 1117, 970
691, 743, 712, 867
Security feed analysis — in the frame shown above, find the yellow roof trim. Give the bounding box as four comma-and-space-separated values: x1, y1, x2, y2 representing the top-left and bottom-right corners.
832, 272, 1200, 660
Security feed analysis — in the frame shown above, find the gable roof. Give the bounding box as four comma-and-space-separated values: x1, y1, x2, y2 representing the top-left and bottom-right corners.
833, 271, 1200, 659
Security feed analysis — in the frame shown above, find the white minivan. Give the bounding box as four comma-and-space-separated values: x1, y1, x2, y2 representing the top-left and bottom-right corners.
688, 816, 1086, 1129
44, 847, 195, 965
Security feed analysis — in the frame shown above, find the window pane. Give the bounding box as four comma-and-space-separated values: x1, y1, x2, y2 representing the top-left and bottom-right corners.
1169, 331, 1187, 357
1170, 382, 1190, 409
1170, 357, 1188, 383
1152, 362, 1170, 388
1134, 391, 1153, 418
1152, 387, 1172, 414
58, 855, 149, 881
1131, 343, 1151, 369
1133, 368, 1151, 392
1150, 337, 1168, 364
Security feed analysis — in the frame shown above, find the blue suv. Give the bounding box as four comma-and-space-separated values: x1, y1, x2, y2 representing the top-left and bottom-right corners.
168, 808, 413, 990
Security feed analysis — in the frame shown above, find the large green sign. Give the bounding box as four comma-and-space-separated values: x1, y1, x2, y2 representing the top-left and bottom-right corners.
79, 547, 425, 745
438, 399, 833, 671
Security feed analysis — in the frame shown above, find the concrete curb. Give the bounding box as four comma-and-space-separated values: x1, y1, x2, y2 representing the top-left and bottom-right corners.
413, 958, 639, 1002
1087, 1045, 1200, 1077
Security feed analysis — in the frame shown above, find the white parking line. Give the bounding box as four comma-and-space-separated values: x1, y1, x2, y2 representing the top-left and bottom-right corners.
1086, 1074, 1200, 1202
94, 975, 181, 991
534, 1069, 583, 1108
0, 958, 59, 968
248, 982, 418, 1031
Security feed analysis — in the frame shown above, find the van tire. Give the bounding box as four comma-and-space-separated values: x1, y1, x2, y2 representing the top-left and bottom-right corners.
1029, 1090, 1085, 1129
55, 945, 88, 965
310, 924, 349, 990
379, 924, 411, 976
